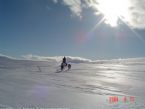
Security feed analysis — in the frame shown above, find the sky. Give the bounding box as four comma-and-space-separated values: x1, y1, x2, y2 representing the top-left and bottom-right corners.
0, 0, 145, 60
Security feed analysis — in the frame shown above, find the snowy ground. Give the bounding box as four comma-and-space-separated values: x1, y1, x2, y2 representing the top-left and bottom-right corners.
0, 56, 145, 109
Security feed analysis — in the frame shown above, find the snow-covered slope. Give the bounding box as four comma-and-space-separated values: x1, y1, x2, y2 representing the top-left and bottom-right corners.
0, 56, 145, 109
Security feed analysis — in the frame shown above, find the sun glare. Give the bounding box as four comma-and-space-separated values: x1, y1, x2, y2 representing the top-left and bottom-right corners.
97, 0, 130, 27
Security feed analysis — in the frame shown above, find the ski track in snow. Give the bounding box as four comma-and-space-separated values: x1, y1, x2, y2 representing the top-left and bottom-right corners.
0, 58, 145, 109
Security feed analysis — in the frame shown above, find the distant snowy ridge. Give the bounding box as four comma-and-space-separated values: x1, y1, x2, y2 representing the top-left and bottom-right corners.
1, 54, 145, 64
21, 54, 145, 64
21, 54, 92, 63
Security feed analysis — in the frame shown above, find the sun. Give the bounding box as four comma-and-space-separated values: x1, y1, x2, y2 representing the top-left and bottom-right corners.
96, 0, 130, 27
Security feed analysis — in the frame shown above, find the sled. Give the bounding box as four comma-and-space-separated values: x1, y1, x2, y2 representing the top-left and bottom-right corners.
61, 63, 71, 71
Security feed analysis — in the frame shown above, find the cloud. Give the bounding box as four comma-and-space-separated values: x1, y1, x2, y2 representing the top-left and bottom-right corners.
52, 0, 145, 29
52, 0, 58, 4
127, 0, 145, 29
61, 0, 82, 17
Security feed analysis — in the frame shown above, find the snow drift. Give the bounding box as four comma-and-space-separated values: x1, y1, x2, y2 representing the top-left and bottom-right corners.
0, 55, 145, 109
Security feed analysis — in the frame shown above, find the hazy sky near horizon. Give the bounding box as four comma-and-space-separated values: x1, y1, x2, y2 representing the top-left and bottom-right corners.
0, 0, 145, 59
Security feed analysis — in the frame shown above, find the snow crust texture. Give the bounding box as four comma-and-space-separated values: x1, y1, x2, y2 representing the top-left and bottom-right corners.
0, 56, 145, 109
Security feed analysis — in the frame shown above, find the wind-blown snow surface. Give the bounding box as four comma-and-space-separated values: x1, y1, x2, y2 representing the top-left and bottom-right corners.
0, 56, 145, 109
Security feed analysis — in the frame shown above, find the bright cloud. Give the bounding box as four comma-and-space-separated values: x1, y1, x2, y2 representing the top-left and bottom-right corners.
52, 0, 58, 4
62, 0, 82, 17
52, 0, 145, 29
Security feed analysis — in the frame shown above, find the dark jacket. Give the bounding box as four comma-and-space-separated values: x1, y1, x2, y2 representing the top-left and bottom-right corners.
62, 57, 66, 63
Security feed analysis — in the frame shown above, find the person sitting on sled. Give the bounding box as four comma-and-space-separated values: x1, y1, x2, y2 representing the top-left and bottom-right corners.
61, 56, 67, 70
62, 56, 67, 66
61, 56, 71, 71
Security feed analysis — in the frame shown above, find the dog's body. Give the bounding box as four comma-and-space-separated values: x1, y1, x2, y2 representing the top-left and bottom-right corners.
68, 64, 71, 70
61, 63, 71, 71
